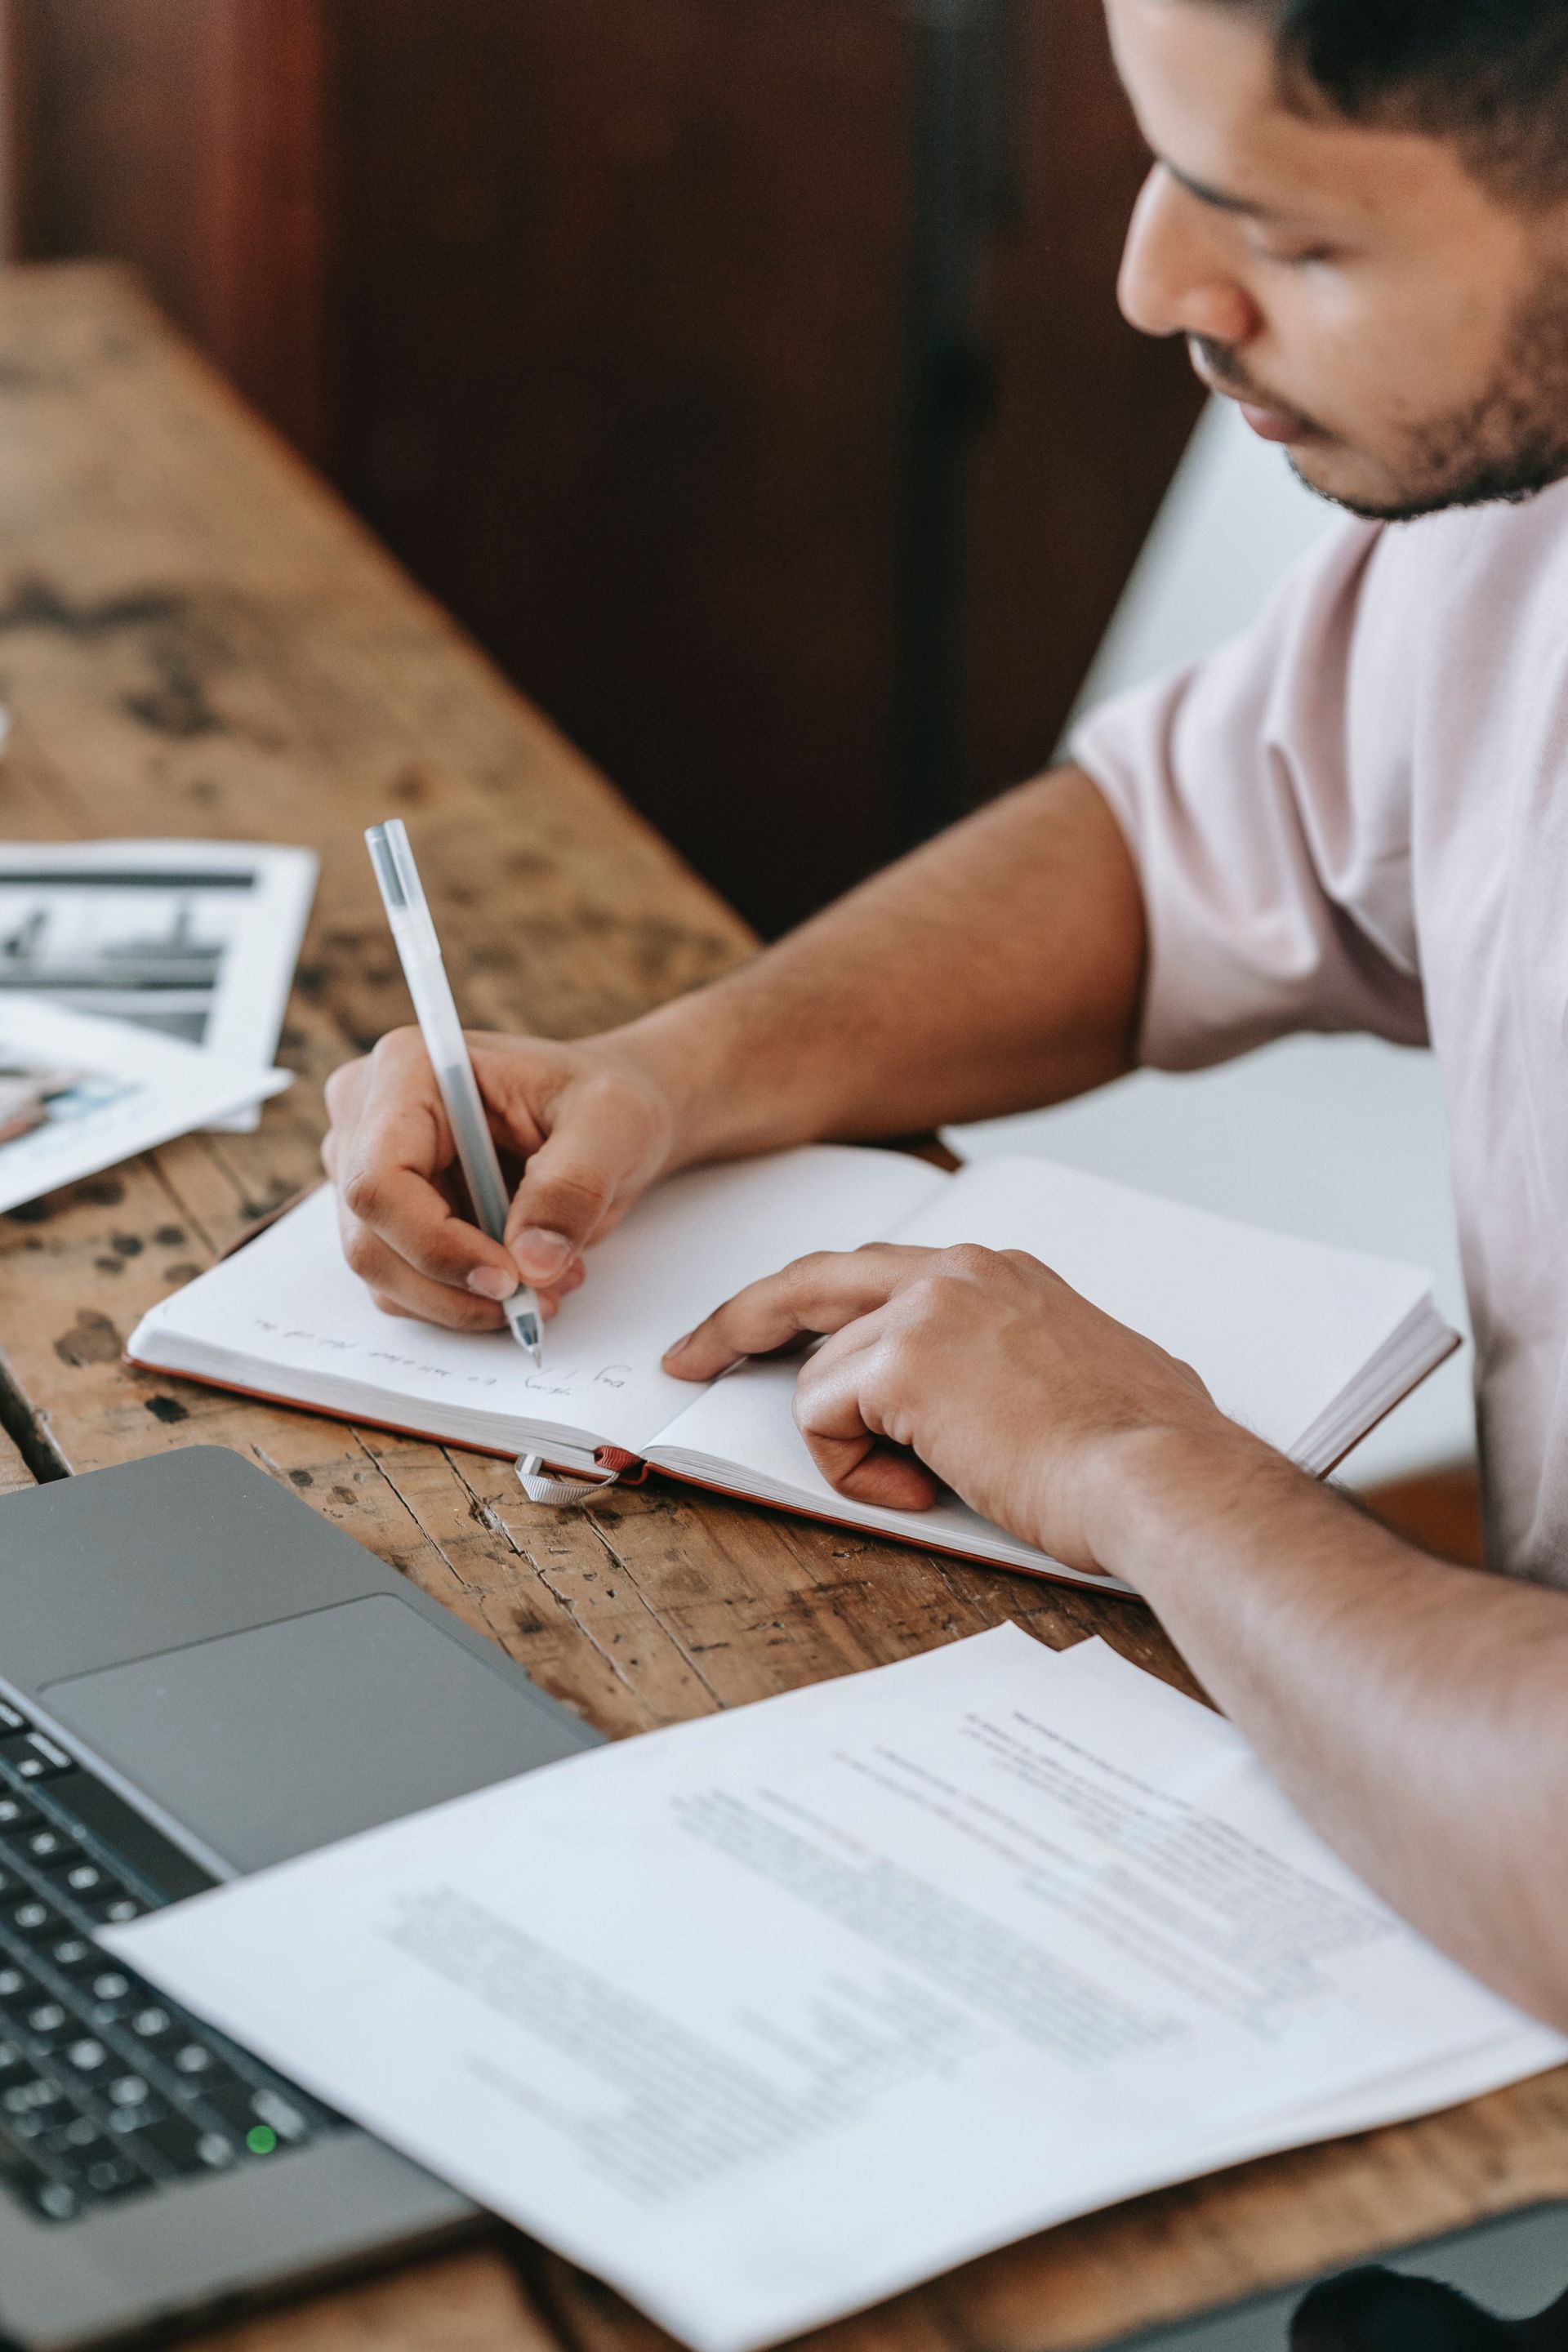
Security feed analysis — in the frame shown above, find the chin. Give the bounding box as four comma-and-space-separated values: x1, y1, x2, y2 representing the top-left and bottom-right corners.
1283, 446, 1396, 517
1289, 441, 1568, 524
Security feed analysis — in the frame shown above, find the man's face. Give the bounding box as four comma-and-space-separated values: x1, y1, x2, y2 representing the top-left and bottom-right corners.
1107, 0, 1568, 519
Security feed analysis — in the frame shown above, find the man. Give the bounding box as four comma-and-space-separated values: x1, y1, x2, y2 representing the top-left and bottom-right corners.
323, 0, 1568, 2029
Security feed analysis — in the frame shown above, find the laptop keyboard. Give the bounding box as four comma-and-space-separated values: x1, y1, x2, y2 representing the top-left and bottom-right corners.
0, 1697, 337, 2224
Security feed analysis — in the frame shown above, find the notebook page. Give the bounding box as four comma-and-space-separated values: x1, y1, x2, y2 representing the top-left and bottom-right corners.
131, 1148, 947, 1456
886, 1154, 1434, 1454
648, 1152, 1435, 1561
648, 1355, 1099, 1579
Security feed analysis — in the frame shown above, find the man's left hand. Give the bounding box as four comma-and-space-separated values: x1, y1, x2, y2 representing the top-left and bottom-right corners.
662, 1243, 1236, 1573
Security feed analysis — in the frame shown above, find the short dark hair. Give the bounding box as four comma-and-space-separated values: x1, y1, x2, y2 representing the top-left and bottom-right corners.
1215, 0, 1568, 201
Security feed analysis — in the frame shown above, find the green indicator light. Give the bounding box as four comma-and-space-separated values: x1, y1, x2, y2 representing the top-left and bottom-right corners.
246, 2125, 278, 2157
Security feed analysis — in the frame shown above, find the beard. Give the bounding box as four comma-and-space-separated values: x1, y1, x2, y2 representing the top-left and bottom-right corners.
1192, 262, 1568, 523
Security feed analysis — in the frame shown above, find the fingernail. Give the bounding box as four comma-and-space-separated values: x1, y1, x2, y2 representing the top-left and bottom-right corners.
666, 1330, 694, 1356
514, 1227, 572, 1279
467, 1264, 518, 1301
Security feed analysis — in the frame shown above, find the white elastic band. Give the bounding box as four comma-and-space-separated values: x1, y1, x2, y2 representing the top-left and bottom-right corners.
514, 1453, 623, 1508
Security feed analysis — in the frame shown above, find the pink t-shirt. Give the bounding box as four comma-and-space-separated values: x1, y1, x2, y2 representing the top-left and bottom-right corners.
1070, 475, 1568, 1586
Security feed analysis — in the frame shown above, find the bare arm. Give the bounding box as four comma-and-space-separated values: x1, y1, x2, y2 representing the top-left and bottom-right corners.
666, 1247, 1568, 2025
626, 764, 1146, 1159
322, 766, 1146, 1323
1108, 1430, 1568, 2028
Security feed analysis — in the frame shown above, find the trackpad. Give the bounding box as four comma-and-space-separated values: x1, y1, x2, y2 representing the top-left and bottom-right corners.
43, 1597, 581, 1873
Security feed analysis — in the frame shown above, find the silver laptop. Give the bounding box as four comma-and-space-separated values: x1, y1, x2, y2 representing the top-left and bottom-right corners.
0, 1446, 602, 2349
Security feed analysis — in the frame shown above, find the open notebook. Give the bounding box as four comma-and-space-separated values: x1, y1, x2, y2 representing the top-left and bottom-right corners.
127, 1147, 1459, 1590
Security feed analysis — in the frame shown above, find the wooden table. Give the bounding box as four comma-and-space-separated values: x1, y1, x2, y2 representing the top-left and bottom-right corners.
0, 261, 1561, 2352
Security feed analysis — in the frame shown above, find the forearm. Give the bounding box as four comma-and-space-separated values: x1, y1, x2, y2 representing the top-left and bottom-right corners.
615, 766, 1146, 1167
1100, 1427, 1568, 2026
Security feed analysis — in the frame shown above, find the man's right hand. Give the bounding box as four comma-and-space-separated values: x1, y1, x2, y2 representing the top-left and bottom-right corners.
321, 1028, 681, 1330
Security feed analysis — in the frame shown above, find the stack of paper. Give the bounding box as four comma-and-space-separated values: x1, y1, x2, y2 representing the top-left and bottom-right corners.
0, 998, 291, 1216
0, 835, 316, 1207
114, 1626, 1566, 2352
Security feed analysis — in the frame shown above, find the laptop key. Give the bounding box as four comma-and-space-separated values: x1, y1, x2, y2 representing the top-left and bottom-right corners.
47, 1934, 98, 1978
1, 2073, 73, 2133
82, 2149, 144, 2198
0, 1711, 332, 2223
125, 2003, 176, 2051
170, 2039, 223, 2082
136, 2112, 237, 2176
7, 1895, 68, 1939
38, 2123, 145, 2197
105, 2073, 158, 2116
22, 1828, 79, 1866
22, 2001, 70, 2050
60, 2037, 110, 2083
9, 1735, 75, 1783
198, 2077, 307, 2149
81, 1888, 147, 1927
83, 1969, 134, 2020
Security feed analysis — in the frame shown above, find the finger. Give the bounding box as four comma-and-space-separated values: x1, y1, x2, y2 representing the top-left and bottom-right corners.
323, 1054, 372, 1129
321, 1057, 371, 1185
338, 1210, 508, 1331
794, 1330, 941, 1512
336, 1050, 521, 1299
339, 1210, 581, 1331
500, 1081, 652, 1283
662, 1246, 932, 1380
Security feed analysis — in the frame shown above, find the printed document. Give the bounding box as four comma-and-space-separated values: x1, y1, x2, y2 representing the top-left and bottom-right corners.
0, 996, 290, 1214
0, 839, 316, 1130
113, 1628, 1566, 2352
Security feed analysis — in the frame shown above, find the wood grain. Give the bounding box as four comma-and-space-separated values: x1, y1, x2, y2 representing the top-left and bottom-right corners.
0, 262, 1557, 2352
0, 1422, 36, 1496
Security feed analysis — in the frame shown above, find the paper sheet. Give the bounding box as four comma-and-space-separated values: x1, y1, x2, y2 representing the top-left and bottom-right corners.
113, 1625, 1565, 2352
0, 996, 290, 1215
0, 840, 317, 1132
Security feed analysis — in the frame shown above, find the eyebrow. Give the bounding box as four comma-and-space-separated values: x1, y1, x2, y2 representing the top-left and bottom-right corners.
1161, 158, 1284, 219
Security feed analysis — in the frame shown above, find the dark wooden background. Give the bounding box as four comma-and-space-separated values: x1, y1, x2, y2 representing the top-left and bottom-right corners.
6, 0, 1202, 933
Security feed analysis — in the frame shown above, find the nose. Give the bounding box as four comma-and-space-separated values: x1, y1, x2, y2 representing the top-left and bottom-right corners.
1118, 166, 1260, 348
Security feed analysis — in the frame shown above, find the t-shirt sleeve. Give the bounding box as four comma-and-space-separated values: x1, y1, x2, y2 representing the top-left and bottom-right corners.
1068, 515, 1429, 1071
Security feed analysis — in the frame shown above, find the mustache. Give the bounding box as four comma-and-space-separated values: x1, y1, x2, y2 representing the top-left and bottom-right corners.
1187, 336, 1321, 432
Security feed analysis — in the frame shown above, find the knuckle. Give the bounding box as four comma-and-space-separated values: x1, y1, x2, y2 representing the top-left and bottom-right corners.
323, 1058, 365, 1117
421, 1227, 480, 1281
339, 1166, 386, 1226
342, 1223, 383, 1281
371, 1026, 425, 1072
442, 1290, 501, 1331
941, 1243, 995, 1278
537, 1162, 612, 1218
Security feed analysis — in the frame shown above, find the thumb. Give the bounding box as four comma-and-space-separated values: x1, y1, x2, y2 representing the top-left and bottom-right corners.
502, 1089, 644, 1284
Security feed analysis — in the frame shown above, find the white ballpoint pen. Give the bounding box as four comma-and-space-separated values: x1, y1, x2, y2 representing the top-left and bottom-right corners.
365, 818, 544, 1365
